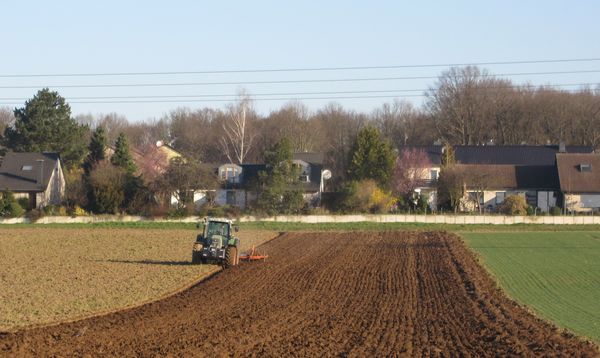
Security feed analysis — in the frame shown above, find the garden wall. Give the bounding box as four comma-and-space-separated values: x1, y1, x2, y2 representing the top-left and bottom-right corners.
1, 214, 600, 225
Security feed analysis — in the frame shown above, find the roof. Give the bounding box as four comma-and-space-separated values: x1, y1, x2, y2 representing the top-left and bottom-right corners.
556, 153, 600, 193
455, 164, 558, 190
233, 163, 322, 192
405, 145, 594, 166
292, 152, 324, 165
0, 152, 61, 192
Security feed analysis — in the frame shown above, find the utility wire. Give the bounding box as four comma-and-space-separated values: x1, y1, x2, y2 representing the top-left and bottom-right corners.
1, 57, 600, 78
0, 82, 597, 101
0, 87, 596, 105
1, 70, 599, 89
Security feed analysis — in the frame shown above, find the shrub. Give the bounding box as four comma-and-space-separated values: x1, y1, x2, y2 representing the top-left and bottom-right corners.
87, 162, 126, 214
43, 205, 68, 216
25, 208, 44, 222
550, 206, 562, 216
340, 180, 395, 213
369, 186, 396, 213
526, 206, 535, 216
167, 206, 192, 218
498, 195, 529, 215
0, 191, 25, 218
16, 197, 30, 211
71, 205, 89, 217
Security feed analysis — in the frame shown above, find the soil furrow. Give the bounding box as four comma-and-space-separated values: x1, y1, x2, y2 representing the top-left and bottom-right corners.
1, 231, 597, 357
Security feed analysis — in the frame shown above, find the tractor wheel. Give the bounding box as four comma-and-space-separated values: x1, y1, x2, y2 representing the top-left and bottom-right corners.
224, 246, 238, 268
191, 251, 202, 264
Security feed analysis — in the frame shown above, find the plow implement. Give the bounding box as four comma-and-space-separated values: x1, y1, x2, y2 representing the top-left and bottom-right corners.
239, 245, 268, 262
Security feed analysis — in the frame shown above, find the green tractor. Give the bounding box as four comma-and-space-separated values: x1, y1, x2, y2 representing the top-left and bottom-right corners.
191, 217, 240, 267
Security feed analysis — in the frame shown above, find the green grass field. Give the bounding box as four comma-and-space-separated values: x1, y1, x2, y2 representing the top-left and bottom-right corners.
462, 231, 600, 343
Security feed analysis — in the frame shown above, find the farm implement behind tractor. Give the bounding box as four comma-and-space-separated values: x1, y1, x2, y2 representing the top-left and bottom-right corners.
192, 217, 268, 268
239, 245, 269, 262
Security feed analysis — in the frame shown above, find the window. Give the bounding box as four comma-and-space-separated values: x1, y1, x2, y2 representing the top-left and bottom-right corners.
430, 169, 438, 180
580, 164, 592, 172
495, 192, 505, 205
22, 165, 33, 171
299, 175, 310, 182
220, 169, 226, 180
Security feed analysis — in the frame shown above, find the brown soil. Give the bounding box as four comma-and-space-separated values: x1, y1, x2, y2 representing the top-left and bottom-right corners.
1, 232, 598, 357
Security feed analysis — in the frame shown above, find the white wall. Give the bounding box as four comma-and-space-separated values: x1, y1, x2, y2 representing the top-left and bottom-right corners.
4, 214, 600, 225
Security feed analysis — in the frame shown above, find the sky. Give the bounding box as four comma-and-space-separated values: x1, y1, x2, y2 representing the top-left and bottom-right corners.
1, 1, 599, 122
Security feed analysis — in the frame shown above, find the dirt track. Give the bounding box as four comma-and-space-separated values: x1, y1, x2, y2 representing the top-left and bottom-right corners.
1, 232, 598, 357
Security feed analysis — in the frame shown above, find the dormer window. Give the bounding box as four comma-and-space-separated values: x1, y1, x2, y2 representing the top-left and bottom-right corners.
22, 165, 33, 171
219, 165, 241, 183
579, 164, 592, 172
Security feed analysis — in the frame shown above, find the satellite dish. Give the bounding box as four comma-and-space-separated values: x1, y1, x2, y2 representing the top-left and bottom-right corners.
156, 140, 163, 147
322, 169, 332, 180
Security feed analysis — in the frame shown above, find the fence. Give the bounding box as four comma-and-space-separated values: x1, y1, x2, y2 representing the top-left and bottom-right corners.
1, 214, 600, 225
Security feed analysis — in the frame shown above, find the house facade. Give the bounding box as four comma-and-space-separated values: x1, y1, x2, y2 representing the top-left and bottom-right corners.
0, 152, 65, 208
556, 153, 600, 212
196, 153, 330, 210
402, 144, 594, 213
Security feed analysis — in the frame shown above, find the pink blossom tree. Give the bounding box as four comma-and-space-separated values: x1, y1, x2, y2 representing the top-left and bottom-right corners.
393, 148, 432, 196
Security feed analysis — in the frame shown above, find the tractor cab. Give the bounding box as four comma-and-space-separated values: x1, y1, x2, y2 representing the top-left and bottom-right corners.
192, 217, 239, 267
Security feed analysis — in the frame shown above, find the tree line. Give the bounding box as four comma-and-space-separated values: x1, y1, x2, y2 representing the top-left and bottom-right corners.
0, 66, 598, 216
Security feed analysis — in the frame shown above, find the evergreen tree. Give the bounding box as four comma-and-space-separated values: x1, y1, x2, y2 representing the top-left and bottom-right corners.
347, 126, 395, 187
4, 88, 87, 168
111, 132, 136, 173
257, 138, 303, 214
83, 126, 107, 174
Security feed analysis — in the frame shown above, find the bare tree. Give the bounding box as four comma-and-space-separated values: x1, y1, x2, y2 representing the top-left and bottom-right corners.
96, 113, 129, 144
0, 106, 15, 135
220, 92, 256, 164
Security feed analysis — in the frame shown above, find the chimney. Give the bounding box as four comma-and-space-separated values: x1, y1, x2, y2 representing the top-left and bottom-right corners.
36, 159, 44, 187
559, 141, 566, 153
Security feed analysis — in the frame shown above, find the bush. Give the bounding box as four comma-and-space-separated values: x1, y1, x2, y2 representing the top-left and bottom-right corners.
17, 197, 30, 211
25, 208, 44, 222
498, 195, 529, 215
69, 205, 89, 217
0, 191, 25, 218
550, 206, 562, 216
526, 206, 535, 216
43, 205, 68, 216
87, 162, 126, 214
340, 180, 395, 213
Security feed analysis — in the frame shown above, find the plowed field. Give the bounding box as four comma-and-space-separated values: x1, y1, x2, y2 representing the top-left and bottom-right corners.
1, 232, 597, 357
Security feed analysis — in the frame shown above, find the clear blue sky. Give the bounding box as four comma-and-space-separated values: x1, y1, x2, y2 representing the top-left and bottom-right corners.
1, 1, 599, 121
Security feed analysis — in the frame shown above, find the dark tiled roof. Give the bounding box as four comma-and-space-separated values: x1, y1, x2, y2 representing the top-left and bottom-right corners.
293, 152, 324, 165
455, 164, 558, 190
403, 145, 594, 166
556, 154, 600, 193
0, 152, 60, 192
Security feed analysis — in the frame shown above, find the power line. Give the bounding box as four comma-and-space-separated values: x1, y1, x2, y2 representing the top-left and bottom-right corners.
0, 95, 424, 105
0, 82, 597, 101
1, 70, 599, 89
1, 57, 600, 78
0, 87, 596, 105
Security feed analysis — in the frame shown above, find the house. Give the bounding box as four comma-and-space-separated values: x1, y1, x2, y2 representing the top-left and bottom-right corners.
106, 140, 183, 177
204, 153, 330, 209
456, 164, 559, 212
556, 153, 600, 212
400, 144, 594, 212
0, 152, 65, 209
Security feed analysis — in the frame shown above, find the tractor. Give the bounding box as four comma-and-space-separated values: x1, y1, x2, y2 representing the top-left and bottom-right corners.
191, 217, 240, 267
